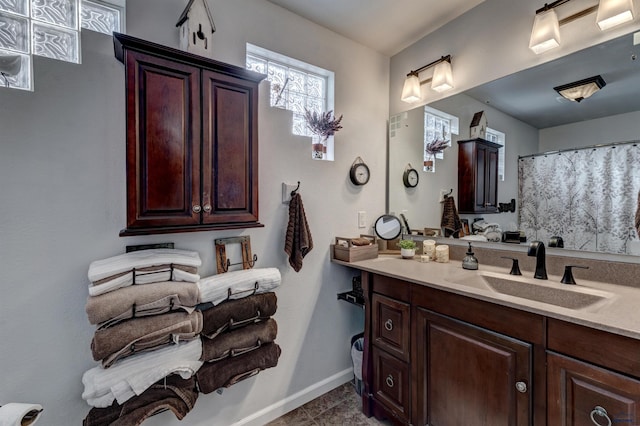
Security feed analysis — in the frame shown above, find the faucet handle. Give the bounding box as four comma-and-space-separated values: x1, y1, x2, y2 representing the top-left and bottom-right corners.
501, 256, 522, 276
560, 265, 589, 285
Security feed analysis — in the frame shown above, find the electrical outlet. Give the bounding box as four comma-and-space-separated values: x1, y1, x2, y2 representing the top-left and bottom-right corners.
358, 211, 367, 228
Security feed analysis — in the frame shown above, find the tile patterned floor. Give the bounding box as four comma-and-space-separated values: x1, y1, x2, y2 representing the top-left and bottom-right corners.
267, 382, 391, 425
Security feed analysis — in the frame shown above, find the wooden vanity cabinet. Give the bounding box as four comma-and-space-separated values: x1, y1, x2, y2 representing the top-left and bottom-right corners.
362, 272, 543, 426
547, 319, 640, 426
458, 138, 501, 214
113, 33, 265, 236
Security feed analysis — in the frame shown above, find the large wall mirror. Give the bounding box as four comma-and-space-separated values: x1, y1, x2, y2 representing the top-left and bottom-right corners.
388, 30, 640, 258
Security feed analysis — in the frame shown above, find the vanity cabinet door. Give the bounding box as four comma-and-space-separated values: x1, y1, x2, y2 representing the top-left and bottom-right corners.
548, 352, 640, 426
458, 138, 500, 214
415, 308, 532, 426
372, 346, 411, 422
372, 293, 410, 361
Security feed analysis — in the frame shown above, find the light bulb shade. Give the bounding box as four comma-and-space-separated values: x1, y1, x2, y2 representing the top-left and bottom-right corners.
401, 73, 421, 103
529, 9, 561, 54
596, 0, 634, 30
431, 60, 454, 93
553, 75, 606, 103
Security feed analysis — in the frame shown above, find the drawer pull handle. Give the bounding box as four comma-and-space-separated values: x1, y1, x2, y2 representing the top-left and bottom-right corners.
192, 205, 202, 213
385, 374, 394, 388
384, 319, 393, 331
590, 406, 612, 426
515, 381, 527, 393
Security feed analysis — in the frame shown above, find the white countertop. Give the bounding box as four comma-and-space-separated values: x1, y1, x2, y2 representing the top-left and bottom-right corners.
334, 255, 640, 340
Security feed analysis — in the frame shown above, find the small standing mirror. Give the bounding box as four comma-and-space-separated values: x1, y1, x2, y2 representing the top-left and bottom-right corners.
374, 215, 402, 240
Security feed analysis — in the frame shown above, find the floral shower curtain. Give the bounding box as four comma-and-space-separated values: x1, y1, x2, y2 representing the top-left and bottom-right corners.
518, 142, 640, 254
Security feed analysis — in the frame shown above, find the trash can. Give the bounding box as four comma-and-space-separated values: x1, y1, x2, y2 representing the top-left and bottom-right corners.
351, 336, 364, 395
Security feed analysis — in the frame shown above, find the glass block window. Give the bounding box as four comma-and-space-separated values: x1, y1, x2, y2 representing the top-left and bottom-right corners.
81, 0, 121, 35
486, 127, 506, 181
423, 106, 459, 171
246, 43, 335, 161
0, 0, 124, 91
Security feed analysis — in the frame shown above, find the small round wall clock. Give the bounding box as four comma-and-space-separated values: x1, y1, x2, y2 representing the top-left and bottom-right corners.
403, 164, 419, 188
349, 156, 370, 186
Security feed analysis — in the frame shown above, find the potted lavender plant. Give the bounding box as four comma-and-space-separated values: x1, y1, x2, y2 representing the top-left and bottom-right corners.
304, 108, 343, 159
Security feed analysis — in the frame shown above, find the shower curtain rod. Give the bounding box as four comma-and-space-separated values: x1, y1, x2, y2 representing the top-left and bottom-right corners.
518, 139, 639, 160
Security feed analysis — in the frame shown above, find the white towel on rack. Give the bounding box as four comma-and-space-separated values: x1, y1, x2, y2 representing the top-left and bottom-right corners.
88, 267, 200, 297
88, 249, 202, 282
81, 339, 203, 408
197, 268, 281, 305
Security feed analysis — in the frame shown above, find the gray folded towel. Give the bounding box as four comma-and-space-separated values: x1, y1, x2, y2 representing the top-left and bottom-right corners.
92, 311, 203, 368
201, 292, 277, 339
85, 282, 200, 326
196, 342, 281, 394
201, 319, 277, 362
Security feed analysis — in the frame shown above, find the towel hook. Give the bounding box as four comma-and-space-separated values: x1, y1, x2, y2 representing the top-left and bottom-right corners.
290, 181, 301, 196
444, 188, 453, 198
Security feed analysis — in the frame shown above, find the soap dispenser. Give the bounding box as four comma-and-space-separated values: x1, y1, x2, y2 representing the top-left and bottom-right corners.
462, 242, 479, 270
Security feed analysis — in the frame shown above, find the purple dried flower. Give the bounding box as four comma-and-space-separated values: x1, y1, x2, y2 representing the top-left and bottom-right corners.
304, 108, 343, 138
425, 138, 450, 155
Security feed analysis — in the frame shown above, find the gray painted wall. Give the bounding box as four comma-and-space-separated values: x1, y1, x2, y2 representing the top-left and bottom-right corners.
0, 1, 388, 424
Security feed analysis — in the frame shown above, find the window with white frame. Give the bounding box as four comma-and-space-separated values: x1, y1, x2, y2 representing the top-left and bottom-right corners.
0, 0, 124, 91
485, 127, 506, 181
423, 106, 459, 170
246, 43, 335, 160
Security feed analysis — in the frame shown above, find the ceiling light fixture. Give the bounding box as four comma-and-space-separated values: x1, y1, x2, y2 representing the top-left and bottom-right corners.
401, 55, 454, 103
553, 75, 606, 102
529, 0, 636, 54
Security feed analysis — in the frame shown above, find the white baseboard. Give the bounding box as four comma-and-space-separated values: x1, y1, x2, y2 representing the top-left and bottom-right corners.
230, 368, 353, 426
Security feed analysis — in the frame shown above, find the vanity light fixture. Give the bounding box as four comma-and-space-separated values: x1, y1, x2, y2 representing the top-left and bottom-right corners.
596, 0, 635, 30
529, 0, 636, 54
553, 75, 606, 102
401, 55, 454, 103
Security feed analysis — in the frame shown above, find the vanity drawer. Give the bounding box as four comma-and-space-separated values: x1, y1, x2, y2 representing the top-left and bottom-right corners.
372, 293, 410, 361
372, 346, 410, 421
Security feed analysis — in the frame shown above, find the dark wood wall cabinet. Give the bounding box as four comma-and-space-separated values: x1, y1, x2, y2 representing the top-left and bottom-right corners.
458, 138, 501, 214
360, 272, 640, 426
113, 33, 265, 236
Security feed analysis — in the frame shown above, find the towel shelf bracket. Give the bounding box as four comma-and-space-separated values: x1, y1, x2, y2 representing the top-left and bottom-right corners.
214, 236, 258, 274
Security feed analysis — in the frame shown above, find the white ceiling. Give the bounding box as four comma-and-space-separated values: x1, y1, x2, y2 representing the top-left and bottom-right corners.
265, 0, 486, 56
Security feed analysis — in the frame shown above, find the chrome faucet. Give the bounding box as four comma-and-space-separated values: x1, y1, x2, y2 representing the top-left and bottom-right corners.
527, 241, 548, 280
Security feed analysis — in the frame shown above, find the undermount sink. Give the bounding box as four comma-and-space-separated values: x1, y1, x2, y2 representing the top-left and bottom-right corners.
446, 270, 614, 310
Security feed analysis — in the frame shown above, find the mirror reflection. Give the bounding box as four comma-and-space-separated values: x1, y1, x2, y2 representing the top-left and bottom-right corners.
388, 31, 640, 256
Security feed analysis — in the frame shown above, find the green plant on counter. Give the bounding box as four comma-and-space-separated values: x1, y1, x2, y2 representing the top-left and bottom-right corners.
398, 239, 417, 250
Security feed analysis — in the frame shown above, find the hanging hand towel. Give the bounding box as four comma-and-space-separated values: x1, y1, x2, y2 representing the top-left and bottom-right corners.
636, 189, 640, 238
440, 196, 463, 238
284, 192, 313, 272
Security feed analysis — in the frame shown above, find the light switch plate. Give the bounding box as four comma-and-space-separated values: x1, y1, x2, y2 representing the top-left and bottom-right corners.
358, 211, 367, 228
634, 31, 640, 46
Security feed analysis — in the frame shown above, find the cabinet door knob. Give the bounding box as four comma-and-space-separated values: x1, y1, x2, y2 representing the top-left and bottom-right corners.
203, 204, 212, 212
384, 319, 393, 331
192, 205, 202, 213
385, 374, 395, 388
515, 381, 527, 393
590, 406, 612, 426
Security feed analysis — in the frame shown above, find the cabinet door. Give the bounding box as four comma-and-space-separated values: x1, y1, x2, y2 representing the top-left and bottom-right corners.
485, 145, 499, 210
548, 351, 640, 426
125, 51, 201, 228
202, 70, 259, 225
372, 293, 410, 361
475, 144, 488, 211
415, 309, 531, 426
